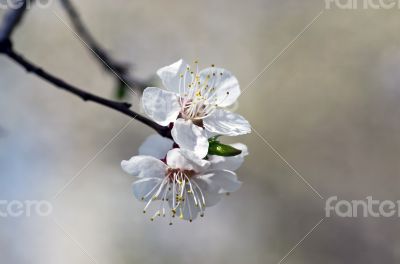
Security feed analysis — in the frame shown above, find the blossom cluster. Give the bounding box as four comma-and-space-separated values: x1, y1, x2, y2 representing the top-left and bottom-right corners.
121, 59, 251, 223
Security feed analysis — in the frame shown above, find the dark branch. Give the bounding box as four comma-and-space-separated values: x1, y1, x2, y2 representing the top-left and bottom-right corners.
0, 0, 29, 43
0, 45, 171, 138
59, 0, 149, 94
0, 0, 171, 138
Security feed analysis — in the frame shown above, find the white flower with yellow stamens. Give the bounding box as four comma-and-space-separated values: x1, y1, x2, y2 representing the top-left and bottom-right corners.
142, 59, 251, 158
121, 147, 242, 223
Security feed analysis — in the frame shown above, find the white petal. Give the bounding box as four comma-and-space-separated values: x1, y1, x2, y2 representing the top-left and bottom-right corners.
199, 67, 240, 107
204, 109, 251, 136
166, 148, 210, 172
199, 170, 242, 194
180, 149, 211, 171
138, 134, 174, 159
193, 178, 222, 207
156, 59, 193, 95
121, 156, 167, 178
208, 143, 249, 171
132, 178, 162, 202
171, 119, 209, 158
142, 87, 180, 126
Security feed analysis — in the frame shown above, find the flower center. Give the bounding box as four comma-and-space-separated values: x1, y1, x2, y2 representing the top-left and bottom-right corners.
177, 62, 227, 122
141, 167, 206, 224
167, 168, 196, 180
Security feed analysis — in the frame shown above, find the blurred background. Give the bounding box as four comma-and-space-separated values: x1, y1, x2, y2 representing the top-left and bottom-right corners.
1, 0, 400, 263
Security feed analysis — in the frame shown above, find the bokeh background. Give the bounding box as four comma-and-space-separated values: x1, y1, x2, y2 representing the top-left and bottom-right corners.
2, 0, 400, 263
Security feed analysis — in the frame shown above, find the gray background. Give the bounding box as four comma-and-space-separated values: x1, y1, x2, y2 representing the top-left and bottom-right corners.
1, 0, 400, 263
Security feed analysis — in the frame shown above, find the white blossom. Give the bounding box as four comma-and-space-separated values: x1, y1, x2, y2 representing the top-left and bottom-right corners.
121, 144, 243, 223
142, 59, 251, 158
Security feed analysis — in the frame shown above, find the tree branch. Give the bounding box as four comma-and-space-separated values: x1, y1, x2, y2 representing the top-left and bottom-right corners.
0, 0, 171, 138
0, 44, 171, 138
59, 0, 149, 94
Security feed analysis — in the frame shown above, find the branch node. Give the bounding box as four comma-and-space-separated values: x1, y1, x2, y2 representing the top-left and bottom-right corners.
0, 39, 12, 53
122, 102, 132, 108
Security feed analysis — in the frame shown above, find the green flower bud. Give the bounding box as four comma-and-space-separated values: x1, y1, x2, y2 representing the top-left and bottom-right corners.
208, 138, 242, 157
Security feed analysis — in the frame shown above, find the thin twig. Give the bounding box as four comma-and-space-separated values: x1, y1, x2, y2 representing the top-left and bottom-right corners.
59, 0, 149, 94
